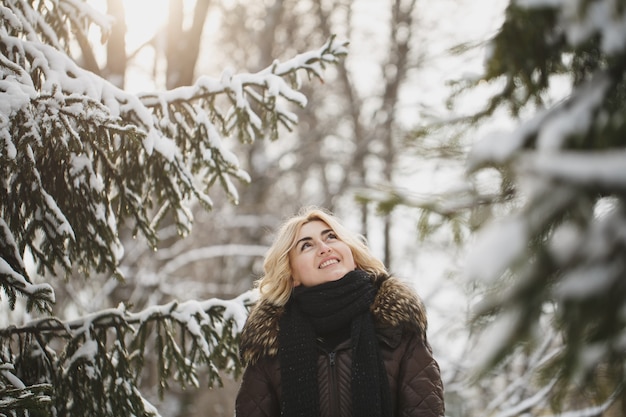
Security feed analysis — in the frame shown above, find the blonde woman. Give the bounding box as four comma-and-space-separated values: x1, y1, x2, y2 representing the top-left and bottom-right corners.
235, 207, 444, 417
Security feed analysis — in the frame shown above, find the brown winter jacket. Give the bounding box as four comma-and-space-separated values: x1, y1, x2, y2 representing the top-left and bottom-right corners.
235, 275, 445, 417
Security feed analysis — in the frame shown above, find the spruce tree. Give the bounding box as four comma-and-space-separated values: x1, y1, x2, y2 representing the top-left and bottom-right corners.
469, 1, 626, 399
0, 1, 346, 415
455, 1, 626, 414
363, 0, 626, 414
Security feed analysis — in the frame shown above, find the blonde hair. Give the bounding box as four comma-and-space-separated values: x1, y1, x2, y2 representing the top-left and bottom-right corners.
257, 206, 387, 306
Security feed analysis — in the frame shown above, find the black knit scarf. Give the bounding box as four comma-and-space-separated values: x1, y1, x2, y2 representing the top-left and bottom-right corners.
278, 269, 393, 417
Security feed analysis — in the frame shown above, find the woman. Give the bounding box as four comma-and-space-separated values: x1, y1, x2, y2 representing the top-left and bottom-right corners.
235, 207, 445, 417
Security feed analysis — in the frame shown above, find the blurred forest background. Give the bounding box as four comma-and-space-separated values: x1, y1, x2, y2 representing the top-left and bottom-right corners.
82, 0, 492, 414
63, 1, 502, 415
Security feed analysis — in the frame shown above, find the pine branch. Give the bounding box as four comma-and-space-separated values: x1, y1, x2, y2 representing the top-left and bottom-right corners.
0, 291, 257, 416
1, 17, 346, 312
0, 384, 53, 416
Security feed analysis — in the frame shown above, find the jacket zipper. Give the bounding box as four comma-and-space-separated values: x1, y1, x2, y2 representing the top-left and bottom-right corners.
328, 351, 339, 417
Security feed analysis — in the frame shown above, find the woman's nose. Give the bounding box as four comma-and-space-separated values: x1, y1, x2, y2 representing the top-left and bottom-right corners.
318, 242, 331, 254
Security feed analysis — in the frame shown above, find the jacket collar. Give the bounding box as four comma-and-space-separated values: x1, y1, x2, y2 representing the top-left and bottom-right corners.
239, 275, 428, 366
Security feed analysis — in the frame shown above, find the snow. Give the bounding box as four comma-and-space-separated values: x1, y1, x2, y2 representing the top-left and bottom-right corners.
1, 1, 347, 322
0, 76, 32, 159
474, 307, 524, 368
263, 37, 348, 84
556, 263, 619, 299
39, 183, 75, 239
0, 4, 22, 30
124, 292, 255, 333
226, 289, 259, 330
141, 397, 163, 417
536, 76, 610, 151
50, 291, 255, 339
493, 381, 554, 417
468, 72, 609, 169
517, 150, 626, 187
70, 153, 104, 192
0, 218, 25, 269
0, 363, 25, 389
468, 128, 527, 169
517, 0, 626, 54
547, 222, 581, 263
158, 244, 268, 276
46, 290, 255, 382
149, 130, 179, 161
0, 77, 33, 118
465, 218, 527, 283
59, 0, 114, 34
458, 1, 626, 413
66, 339, 99, 377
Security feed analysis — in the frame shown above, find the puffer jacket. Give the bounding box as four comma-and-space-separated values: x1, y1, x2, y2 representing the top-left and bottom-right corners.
235, 275, 445, 417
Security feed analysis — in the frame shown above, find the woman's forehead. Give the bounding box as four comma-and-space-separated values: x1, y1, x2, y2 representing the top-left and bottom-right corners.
298, 219, 331, 236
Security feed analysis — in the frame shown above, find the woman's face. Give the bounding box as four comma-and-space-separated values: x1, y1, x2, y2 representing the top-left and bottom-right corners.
289, 220, 357, 287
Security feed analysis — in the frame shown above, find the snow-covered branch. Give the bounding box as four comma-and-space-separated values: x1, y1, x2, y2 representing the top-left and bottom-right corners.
0, 0, 346, 314
0, 290, 258, 415
459, 0, 626, 413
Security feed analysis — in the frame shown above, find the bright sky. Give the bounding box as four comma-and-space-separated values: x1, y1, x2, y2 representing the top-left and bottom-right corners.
124, 0, 169, 47
89, 0, 192, 92
89, 0, 169, 46
89, 0, 506, 95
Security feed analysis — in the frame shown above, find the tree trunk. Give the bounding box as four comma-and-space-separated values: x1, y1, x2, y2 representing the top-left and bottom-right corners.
166, 0, 212, 88
105, 0, 127, 88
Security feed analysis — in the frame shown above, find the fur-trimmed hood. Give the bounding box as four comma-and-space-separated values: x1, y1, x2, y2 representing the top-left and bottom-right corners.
239, 274, 428, 366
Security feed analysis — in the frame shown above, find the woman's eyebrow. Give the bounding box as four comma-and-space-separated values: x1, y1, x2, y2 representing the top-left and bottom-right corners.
294, 229, 333, 247
295, 236, 312, 247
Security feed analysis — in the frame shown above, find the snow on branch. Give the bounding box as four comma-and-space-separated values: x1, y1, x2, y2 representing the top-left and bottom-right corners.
0, 290, 258, 415
0, 371, 52, 417
0, 218, 54, 311
541, 389, 621, 417
1, 0, 347, 314
157, 244, 268, 276
517, 0, 626, 54
517, 150, 626, 191
139, 35, 348, 143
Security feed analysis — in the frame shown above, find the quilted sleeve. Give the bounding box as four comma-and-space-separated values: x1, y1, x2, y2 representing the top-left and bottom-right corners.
235, 359, 280, 417
235, 358, 281, 417
396, 333, 445, 417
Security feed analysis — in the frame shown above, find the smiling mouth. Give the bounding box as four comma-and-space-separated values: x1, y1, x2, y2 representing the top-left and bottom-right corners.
319, 259, 339, 269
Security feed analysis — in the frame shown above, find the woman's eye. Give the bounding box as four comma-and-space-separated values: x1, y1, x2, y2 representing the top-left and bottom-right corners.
327, 233, 337, 240
300, 242, 312, 251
